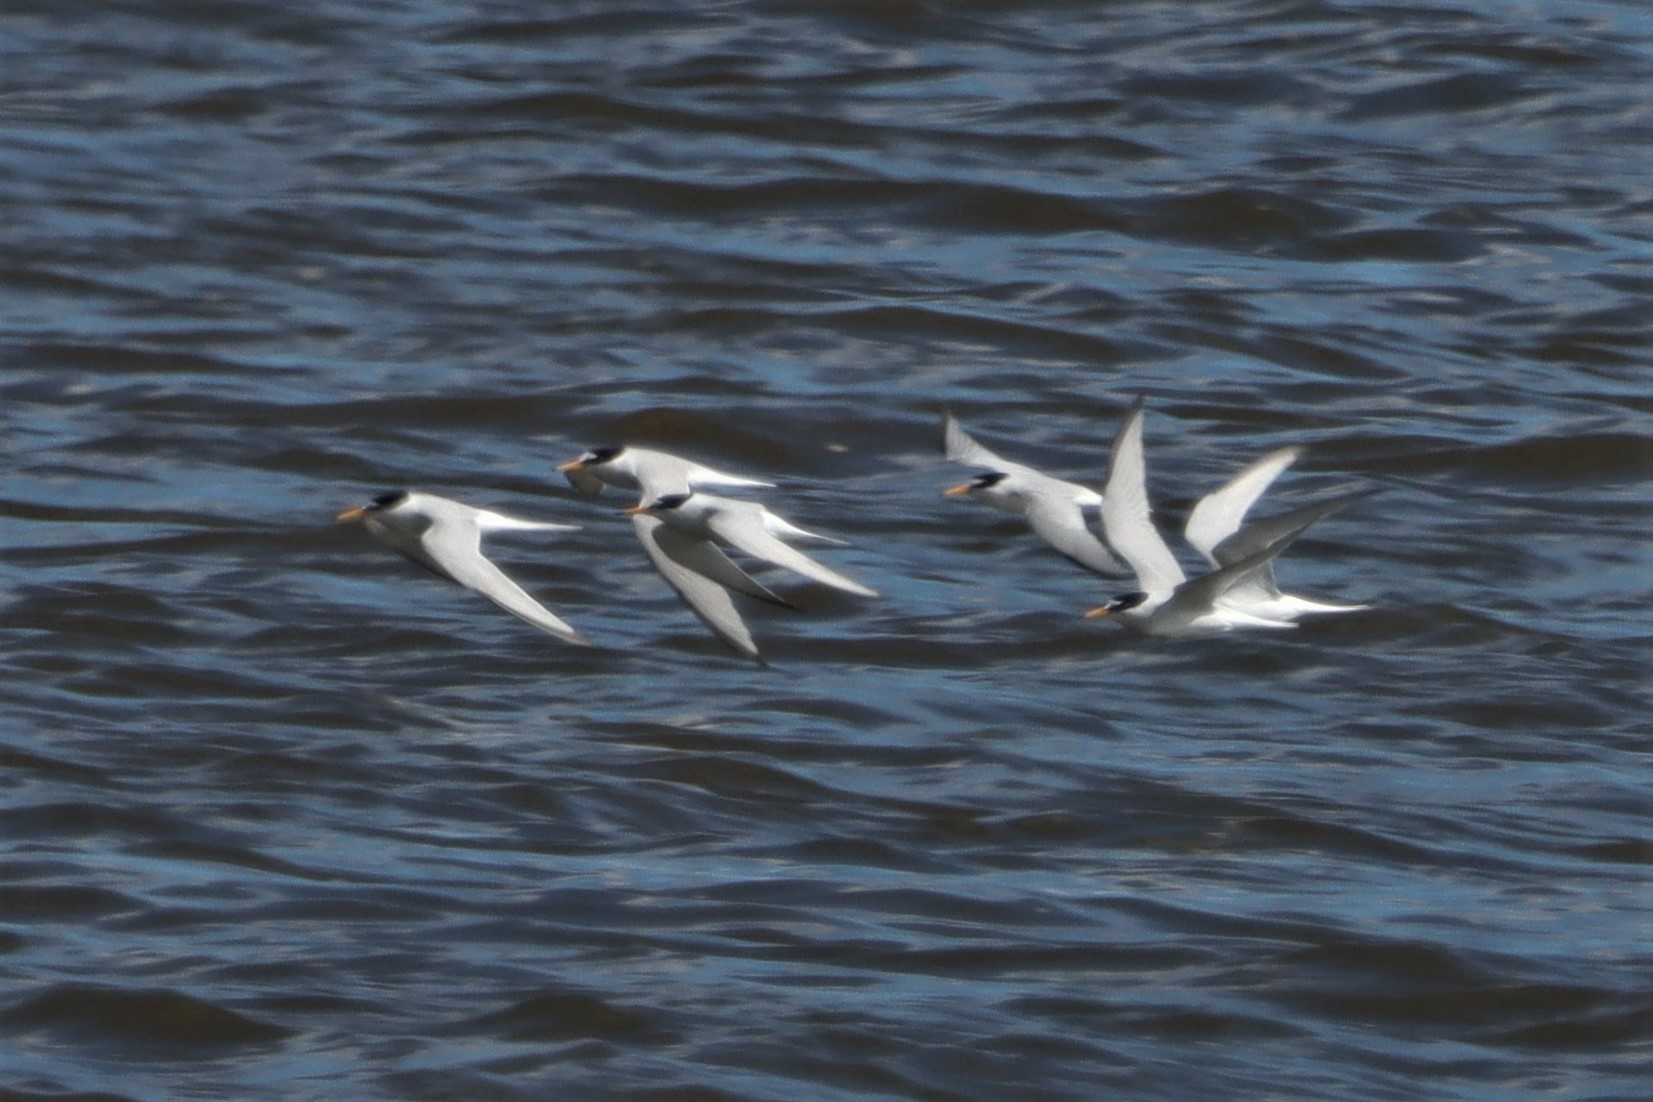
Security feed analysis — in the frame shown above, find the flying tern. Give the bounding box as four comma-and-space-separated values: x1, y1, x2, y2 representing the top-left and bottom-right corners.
941, 412, 1126, 576
336, 490, 589, 645
1184, 445, 1372, 620
623, 490, 876, 661
1084, 401, 1367, 636
557, 444, 775, 500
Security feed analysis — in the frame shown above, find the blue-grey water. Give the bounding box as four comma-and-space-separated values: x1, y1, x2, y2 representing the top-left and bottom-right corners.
2, 2, 1650, 1100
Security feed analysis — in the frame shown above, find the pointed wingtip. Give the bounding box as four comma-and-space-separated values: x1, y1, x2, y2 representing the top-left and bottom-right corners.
1105, 396, 1149, 483
1120, 395, 1148, 432
1257, 444, 1303, 469
1302, 485, 1384, 521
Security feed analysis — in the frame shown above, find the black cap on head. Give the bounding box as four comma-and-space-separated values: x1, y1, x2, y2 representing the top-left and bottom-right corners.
584, 445, 625, 465
652, 492, 692, 511
971, 471, 1009, 489
370, 490, 409, 510
1106, 592, 1148, 614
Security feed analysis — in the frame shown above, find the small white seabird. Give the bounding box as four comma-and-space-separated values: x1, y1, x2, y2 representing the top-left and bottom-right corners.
557, 444, 775, 500
1085, 401, 1366, 637
336, 490, 589, 645
629, 491, 878, 598
1184, 445, 1372, 620
942, 412, 1126, 576
625, 512, 791, 663
623, 490, 876, 661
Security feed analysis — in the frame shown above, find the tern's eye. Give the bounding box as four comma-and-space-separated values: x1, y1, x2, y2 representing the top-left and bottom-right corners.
370, 490, 408, 510
586, 445, 624, 465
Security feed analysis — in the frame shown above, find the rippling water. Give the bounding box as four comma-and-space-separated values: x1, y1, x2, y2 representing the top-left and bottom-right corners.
3, 2, 1651, 1099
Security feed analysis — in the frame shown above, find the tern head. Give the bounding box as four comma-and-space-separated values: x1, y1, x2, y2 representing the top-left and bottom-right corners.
943, 471, 1008, 497
623, 491, 692, 516
557, 445, 625, 473
336, 489, 409, 523
1084, 591, 1148, 619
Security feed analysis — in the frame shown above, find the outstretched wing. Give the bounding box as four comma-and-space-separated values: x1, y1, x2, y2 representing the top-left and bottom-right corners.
1100, 398, 1185, 594
943, 412, 1011, 469
1184, 446, 1300, 565
473, 509, 580, 536
684, 462, 776, 492
1023, 495, 1126, 576
631, 515, 766, 662
562, 466, 607, 499
708, 508, 878, 597
1210, 489, 1378, 566
1173, 489, 1376, 619
421, 521, 589, 645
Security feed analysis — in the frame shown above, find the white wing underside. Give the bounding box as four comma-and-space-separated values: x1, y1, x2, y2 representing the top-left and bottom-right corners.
683, 462, 774, 490
631, 515, 765, 661
1184, 446, 1300, 565
1101, 401, 1186, 597
636, 450, 776, 500
563, 467, 607, 499
473, 509, 580, 535
419, 520, 588, 645
1024, 495, 1124, 576
564, 447, 775, 501
762, 509, 849, 546
709, 509, 877, 597
943, 413, 1010, 469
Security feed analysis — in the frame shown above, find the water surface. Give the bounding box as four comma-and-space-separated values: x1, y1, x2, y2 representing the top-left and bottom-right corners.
2, 2, 1650, 1100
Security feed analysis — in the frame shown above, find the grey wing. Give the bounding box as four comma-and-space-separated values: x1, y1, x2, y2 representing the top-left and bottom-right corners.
1166, 540, 1296, 622
1185, 446, 1300, 565
1217, 563, 1285, 606
1100, 398, 1186, 593
1023, 493, 1127, 576
655, 521, 794, 607
421, 522, 589, 645
709, 512, 878, 597
1178, 489, 1376, 615
1210, 489, 1378, 566
631, 515, 764, 661
563, 467, 607, 499
943, 412, 1010, 469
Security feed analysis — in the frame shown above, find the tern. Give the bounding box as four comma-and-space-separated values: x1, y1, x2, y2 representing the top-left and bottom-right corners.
941, 412, 1126, 576
1085, 401, 1368, 636
336, 490, 589, 645
624, 491, 876, 661
1184, 446, 1372, 620
557, 444, 775, 500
